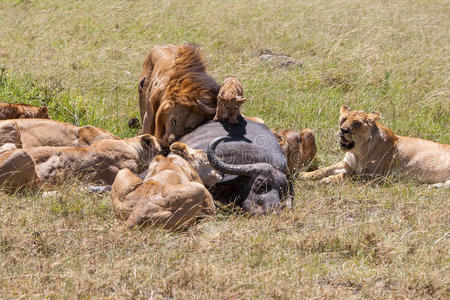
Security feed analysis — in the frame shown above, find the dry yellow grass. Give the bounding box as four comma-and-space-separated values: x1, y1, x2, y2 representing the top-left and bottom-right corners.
0, 0, 449, 298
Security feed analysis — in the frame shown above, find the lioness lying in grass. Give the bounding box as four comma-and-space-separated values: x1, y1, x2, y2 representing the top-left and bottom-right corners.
111, 142, 216, 230
0, 135, 164, 190
299, 106, 450, 184
0, 119, 118, 148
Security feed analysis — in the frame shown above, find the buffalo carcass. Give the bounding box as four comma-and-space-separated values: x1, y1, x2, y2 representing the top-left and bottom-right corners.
178, 116, 294, 214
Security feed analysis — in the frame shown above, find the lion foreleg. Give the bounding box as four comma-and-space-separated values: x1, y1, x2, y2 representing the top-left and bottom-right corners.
298, 161, 346, 181
318, 172, 348, 184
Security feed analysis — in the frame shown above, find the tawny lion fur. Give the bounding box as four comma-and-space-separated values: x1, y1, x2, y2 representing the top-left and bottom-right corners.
299, 106, 450, 184
214, 76, 246, 125
0, 119, 118, 148
275, 128, 317, 173
169, 142, 222, 188
139, 44, 219, 145
0, 135, 163, 190
0, 103, 49, 120
111, 143, 216, 230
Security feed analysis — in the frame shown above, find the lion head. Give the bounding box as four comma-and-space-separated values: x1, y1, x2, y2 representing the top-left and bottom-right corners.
126, 134, 167, 172
170, 141, 222, 188
155, 101, 210, 146
338, 105, 380, 152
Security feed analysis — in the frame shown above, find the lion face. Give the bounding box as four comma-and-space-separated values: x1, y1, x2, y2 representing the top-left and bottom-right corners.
338, 105, 380, 152
156, 101, 208, 145
214, 96, 245, 124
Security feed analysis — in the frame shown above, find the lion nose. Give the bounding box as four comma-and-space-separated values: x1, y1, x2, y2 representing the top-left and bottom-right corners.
340, 127, 349, 134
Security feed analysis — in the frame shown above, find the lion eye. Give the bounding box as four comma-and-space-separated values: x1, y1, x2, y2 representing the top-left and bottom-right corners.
171, 119, 177, 126
340, 118, 347, 125
353, 121, 361, 128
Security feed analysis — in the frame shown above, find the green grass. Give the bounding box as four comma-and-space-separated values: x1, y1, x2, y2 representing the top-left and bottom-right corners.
0, 0, 449, 298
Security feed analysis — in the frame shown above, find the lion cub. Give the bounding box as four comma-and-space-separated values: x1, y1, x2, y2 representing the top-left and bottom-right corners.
299, 106, 450, 184
111, 142, 216, 230
214, 77, 246, 125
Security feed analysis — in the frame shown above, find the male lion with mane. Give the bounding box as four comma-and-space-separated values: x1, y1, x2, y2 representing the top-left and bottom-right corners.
139, 44, 218, 145
299, 106, 450, 184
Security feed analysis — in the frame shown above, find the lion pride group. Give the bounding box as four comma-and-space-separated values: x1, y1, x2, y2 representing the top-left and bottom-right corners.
0, 44, 448, 230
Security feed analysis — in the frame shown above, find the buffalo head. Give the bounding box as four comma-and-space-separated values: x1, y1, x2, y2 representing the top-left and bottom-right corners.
207, 136, 293, 214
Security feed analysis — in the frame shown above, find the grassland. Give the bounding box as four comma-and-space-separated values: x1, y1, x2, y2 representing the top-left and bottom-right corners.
0, 0, 449, 298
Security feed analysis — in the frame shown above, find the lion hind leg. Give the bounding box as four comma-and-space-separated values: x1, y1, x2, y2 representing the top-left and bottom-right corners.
0, 121, 21, 147
0, 150, 39, 191
111, 168, 143, 220
127, 182, 215, 230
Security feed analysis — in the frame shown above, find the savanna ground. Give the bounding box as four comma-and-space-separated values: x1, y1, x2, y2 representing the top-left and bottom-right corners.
0, 0, 449, 298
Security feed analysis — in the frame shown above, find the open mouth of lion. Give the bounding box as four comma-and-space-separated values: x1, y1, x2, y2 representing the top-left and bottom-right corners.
340, 136, 355, 150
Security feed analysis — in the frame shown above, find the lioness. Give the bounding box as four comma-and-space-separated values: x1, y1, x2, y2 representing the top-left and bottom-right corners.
140, 44, 219, 145
111, 143, 216, 230
0, 134, 163, 190
299, 106, 450, 184
0, 119, 118, 148
275, 128, 317, 173
214, 76, 246, 125
0, 103, 49, 120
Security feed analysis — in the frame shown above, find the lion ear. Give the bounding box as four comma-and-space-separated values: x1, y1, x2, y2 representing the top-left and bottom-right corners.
140, 134, 154, 149
367, 111, 380, 122
39, 106, 49, 118
236, 96, 246, 105
340, 105, 350, 114
273, 131, 287, 146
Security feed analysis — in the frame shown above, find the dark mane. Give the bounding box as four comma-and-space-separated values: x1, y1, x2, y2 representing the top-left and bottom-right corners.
165, 44, 219, 115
